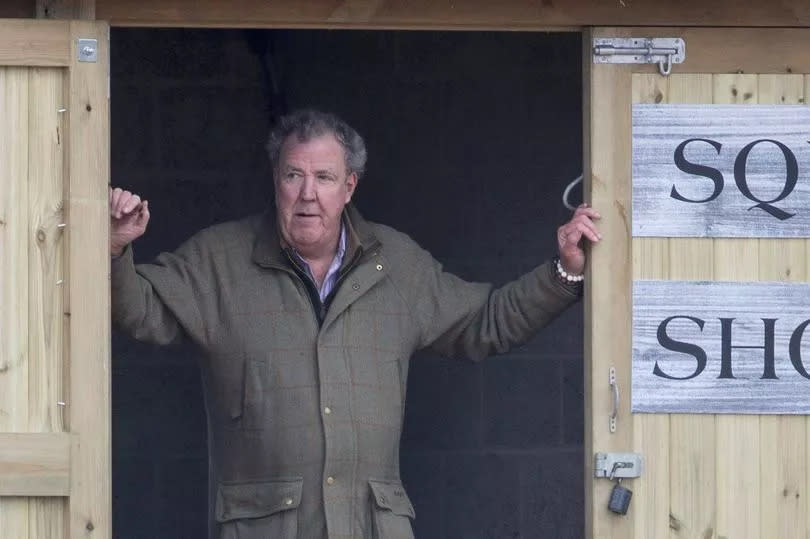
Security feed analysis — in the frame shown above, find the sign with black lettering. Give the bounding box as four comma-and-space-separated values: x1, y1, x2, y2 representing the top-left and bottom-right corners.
633, 104, 810, 237
633, 280, 810, 413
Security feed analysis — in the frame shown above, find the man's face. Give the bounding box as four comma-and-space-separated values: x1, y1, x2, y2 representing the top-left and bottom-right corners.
274, 134, 357, 259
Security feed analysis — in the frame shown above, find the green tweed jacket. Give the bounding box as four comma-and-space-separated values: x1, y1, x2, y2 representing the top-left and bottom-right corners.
111, 205, 580, 539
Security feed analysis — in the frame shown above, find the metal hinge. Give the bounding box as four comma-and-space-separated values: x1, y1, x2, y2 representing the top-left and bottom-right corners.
594, 452, 644, 479
593, 37, 685, 76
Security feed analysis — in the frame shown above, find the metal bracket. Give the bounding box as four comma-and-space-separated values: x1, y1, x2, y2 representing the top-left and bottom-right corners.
593, 37, 685, 76
609, 367, 618, 433
77, 38, 98, 63
594, 452, 644, 479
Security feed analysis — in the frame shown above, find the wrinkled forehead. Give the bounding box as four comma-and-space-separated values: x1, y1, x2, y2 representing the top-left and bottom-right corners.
277, 133, 348, 171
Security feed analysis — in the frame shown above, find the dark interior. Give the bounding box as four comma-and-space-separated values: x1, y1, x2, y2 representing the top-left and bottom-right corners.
111, 28, 584, 539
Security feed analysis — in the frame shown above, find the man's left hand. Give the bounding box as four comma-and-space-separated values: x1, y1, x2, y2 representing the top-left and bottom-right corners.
557, 203, 601, 275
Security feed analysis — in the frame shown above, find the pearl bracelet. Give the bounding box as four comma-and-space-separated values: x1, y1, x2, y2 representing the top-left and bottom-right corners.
554, 257, 584, 284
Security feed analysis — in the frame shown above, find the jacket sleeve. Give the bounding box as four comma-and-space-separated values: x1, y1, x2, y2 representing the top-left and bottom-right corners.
111, 236, 211, 347
410, 248, 581, 362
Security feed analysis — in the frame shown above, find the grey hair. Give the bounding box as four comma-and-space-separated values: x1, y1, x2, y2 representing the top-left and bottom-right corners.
266, 109, 367, 180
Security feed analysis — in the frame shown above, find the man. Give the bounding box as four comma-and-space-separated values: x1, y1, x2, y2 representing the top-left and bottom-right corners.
110, 109, 601, 539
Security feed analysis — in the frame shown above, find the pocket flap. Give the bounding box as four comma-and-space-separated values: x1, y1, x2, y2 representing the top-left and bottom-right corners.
369, 479, 415, 519
215, 477, 303, 522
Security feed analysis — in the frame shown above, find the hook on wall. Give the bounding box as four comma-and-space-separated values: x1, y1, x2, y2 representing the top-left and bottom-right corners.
562, 174, 583, 211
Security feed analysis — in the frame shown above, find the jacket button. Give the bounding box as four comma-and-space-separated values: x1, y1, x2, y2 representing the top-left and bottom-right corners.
376, 264, 383, 271
326, 476, 335, 485
352, 282, 360, 290
324, 406, 332, 415
284, 498, 293, 505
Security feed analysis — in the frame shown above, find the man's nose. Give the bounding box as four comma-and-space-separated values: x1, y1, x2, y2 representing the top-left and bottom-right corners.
300, 175, 317, 200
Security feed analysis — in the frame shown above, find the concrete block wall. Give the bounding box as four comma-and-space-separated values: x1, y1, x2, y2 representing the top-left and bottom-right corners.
111, 28, 584, 538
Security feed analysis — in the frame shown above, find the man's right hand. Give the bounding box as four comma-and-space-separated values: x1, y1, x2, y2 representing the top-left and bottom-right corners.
109, 187, 150, 256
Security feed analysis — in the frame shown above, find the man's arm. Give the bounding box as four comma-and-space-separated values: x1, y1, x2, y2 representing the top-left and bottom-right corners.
411, 204, 601, 360
109, 187, 207, 346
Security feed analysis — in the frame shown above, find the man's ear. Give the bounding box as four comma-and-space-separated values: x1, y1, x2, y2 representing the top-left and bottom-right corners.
345, 172, 358, 203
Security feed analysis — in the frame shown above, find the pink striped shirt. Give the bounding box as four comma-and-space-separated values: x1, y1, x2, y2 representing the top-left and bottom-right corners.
292, 224, 347, 302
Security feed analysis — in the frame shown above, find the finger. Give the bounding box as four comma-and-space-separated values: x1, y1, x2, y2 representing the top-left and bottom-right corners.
137, 200, 150, 226
569, 212, 603, 239
115, 191, 134, 219
573, 221, 601, 243
113, 190, 133, 219
110, 187, 124, 215
573, 215, 602, 241
573, 206, 601, 220
122, 194, 142, 216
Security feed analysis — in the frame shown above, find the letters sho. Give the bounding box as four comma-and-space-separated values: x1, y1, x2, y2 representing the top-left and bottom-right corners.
654, 315, 810, 380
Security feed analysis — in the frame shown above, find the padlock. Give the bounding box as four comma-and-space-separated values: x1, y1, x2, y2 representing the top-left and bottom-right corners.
608, 480, 632, 515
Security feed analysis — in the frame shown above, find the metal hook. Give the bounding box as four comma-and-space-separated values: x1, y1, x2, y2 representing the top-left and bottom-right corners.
562, 174, 583, 211
658, 54, 673, 76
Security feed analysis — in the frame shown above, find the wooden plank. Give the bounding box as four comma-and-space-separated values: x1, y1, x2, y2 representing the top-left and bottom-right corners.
95, 0, 810, 28
631, 72, 670, 539
28, 66, 68, 537
584, 26, 634, 539
758, 73, 807, 539
0, 0, 34, 18
67, 20, 110, 539
28, 67, 66, 437
806, 71, 810, 539
36, 0, 95, 19
0, 66, 31, 539
633, 280, 810, 413
0, 433, 70, 496
666, 73, 716, 539
0, 19, 70, 67
632, 104, 810, 237
713, 73, 760, 539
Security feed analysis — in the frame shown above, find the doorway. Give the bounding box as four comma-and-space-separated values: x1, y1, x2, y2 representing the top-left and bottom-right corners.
110, 28, 584, 538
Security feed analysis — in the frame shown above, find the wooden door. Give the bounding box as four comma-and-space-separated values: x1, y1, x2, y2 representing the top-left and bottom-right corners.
0, 19, 110, 539
585, 28, 810, 539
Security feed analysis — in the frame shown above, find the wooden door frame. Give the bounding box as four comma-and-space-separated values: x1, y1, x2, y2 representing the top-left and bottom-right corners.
584, 26, 810, 539
0, 18, 110, 538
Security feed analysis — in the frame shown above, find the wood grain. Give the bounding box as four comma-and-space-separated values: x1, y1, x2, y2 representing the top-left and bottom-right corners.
632, 72, 670, 539
0, 66, 31, 538
35, 0, 95, 19
633, 280, 810, 413
713, 72, 761, 539
27, 66, 68, 537
757, 73, 807, 539
666, 73, 716, 539
93, 0, 810, 29
0, 19, 70, 67
0, 433, 70, 496
66, 19, 110, 539
584, 26, 634, 539
632, 104, 810, 237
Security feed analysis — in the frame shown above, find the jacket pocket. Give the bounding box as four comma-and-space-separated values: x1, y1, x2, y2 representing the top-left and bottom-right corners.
369, 479, 415, 539
215, 477, 303, 539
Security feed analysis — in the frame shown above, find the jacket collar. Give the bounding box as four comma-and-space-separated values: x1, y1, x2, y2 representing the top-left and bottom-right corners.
251, 203, 379, 270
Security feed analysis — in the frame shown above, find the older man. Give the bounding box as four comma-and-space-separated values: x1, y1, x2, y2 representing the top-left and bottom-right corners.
109, 109, 600, 539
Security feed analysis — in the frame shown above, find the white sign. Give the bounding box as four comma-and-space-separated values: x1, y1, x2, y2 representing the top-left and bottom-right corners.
633, 280, 810, 414
632, 104, 810, 237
